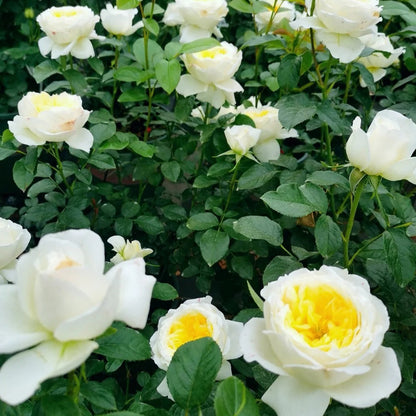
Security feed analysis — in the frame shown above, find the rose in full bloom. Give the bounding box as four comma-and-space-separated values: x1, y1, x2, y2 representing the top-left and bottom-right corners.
107, 235, 153, 264
37, 6, 103, 59
0, 229, 156, 405
176, 42, 243, 108
100, 4, 143, 36
238, 99, 298, 162
8, 91, 94, 152
358, 34, 405, 87
150, 296, 243, 397
255, 0, 297, 33
346, 109, 416, 183
163, 0, 228, 42
291, 0, 382, 63
241, 266, 401, 416
223, 125, 261, 163
0, 218, 30, 283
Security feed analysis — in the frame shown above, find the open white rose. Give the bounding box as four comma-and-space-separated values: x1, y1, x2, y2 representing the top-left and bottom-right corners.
150, 296, 243, 397
346, 110, 416, 183
108, 235, 153, 264
100, 3, 143, 36
37, 6, 103, 59
8, 91, 94, 152
358, 34, 405, 86
176, 42, 243, 108
241, 266, 401, 416
255, 0, 297, 33
163, 0, 228, 43
291, 0, 381, 63
0, 229, 155, 405
0, 218, 30, 283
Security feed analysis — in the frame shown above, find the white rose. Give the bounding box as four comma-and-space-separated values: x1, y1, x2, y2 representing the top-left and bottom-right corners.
0, 218, 30, 283
255, 0, 297, 33
224, 125, 261, 158
150, 296, 243, 396
107, 235, 153, 264
0, 229, 156, 405
100, 3, 143, 36
291, 0, 381, 63
8, 91, 94, 152
176, 42, 243, 108
346, 109, 416, 183
358, 34, 405, 86
163, 0, 228, 42
241, 266, 401, 416
37, 6, 103, 59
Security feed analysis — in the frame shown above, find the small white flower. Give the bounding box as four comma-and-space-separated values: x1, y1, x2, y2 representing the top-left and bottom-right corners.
8, 91, 94, 152
107, 235, 153, 264
37, 6, 104, 59
346, 109, 416, 183
176, 42, 243, 108
150, 296, 243, 397
0, 229, 155, 405
241, 265, 401, 416
100, 3, 143, 36
163, 0, 228, 43
224, 125, 261, 160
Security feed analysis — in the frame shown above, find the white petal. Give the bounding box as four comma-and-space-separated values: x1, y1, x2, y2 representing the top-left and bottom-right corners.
215, 78, 244, 93
0, 339, 97, 405
157, 377, 174, 400
70, 38, 95, 59
107, 235, 126, 252
0, 285, 49, 354
317, 31, 365, 63
38, 37, 53, 56
65, 128, 94, 152
325, 347, 401, 408
51, 41, 76, 60
241, 318, 286, 375
345, 117, 370, 171
263, 376, 330, 416
8, 118, 46, 146
106, 258, 156, 328
217, 360, 232, 380
176, 74, 208, 97
179, 25, 212, 43
253, 140, 281, 163
223, 320, 243, 360
382, 157, 416, 183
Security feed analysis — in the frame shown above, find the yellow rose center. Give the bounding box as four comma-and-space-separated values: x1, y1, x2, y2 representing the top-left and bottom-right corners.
31, 92, 77, 113
52, 9, 78, 18
167, 312, 214, 351
56, 257, 79, 270
197, 47, 227, 59
283, 284, 359, 350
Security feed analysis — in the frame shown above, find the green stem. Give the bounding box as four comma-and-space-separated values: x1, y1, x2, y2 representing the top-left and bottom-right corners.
219, 160, 240, 228
49, 143, 73, 195
67, 370, 80, 404
111, 42, 121, 116
343, 63, 353, 104
343, 176, 367, 268
348, 233, 383, 268
370, 176, 390, 228
309, 28, 323, 88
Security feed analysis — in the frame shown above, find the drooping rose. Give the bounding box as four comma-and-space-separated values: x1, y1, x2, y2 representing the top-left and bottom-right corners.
100, 3, 143, 36
346, 109, 416, 183
8, 91, 94, 152
0, 229, 155, 405
37, 6, 103, 59
176, 42, 243, 108
107, 235, 153, 264
150, 296, 243, 397
241, 266, 401, 416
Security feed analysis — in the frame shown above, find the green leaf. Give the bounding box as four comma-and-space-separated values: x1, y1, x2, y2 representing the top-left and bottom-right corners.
13, 158, 34, 191
200, 229, 230, 266
314, 215, 343, 257
118, 88, 147, 102
238, 164, 277, 190
91, 122, 117, 145
276, 94, 317, 129
32, 60, 60, 84
88, 153, 116, 169
25, 203, 59, 224
193, 175, 218, 188
353, 62, 376, 93
32, 395, 81, 416
306, 171, 349, 190
214, 376, 260, 416
277, 54, 301, 91
136, 215, 164, 235
263, 255, 303, 285
155, 59, 181, 94
316, 101, 350, 135
114, 66, 151, 83
114, 217, 133, 236
187, 212, 219, 230
231, 256, 254, 279
161, 160, 181, 182
167, 338, 222, 409
241, 34, 284, 49
129, 140, 155, 158
152, 282, 179, 300
233, 216, 283, 246
133, 38, 164, 68
180, 38, 221, 54
96, 326, 151, 361
143, 17, 159, 36
59, 207, 90, 229
63, 69, 89, 95
228, 0, 253, 13
27, 178, 56, 198
81, 382, 117, 411
165, 41, 183, 59
247, 281, 263, 311
117, 0, 140, 9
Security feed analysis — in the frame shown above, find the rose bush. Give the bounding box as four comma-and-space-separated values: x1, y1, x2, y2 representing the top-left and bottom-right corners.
37, 5, 103, 59
8, 91, 94, 152
0, 229, 155, 405
346, 109, 416, 183
241, 266, 401, 416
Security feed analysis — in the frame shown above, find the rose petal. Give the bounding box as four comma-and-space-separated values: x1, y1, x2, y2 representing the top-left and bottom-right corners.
262, 376, 330, 416
325, 346, 401, 408
345, 117, 370, 171
316, 31, 365, 63
253, 140, 281, 163
217, 360, 232, 380
180, 25, 212, 43
38, 36, 53, 56
382, 157, 416, 184
70, 38, 95, 59
223, 320, 243, 360
65, 128, 94, 152
176, 74, 208, 97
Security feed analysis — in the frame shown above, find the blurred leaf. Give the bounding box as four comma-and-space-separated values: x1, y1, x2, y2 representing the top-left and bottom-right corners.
161, 160, 181, 182
117, 0, 141, 9
263, 256, 303, 285
81, 382, 117, 411
152, 282, 179, 300
200, 229, 230, 266
233, 216, 283, 246
187, 212, 219, 230
32, 395, 80, 416
180, 38, 221, 54
277, 54, 301, 91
